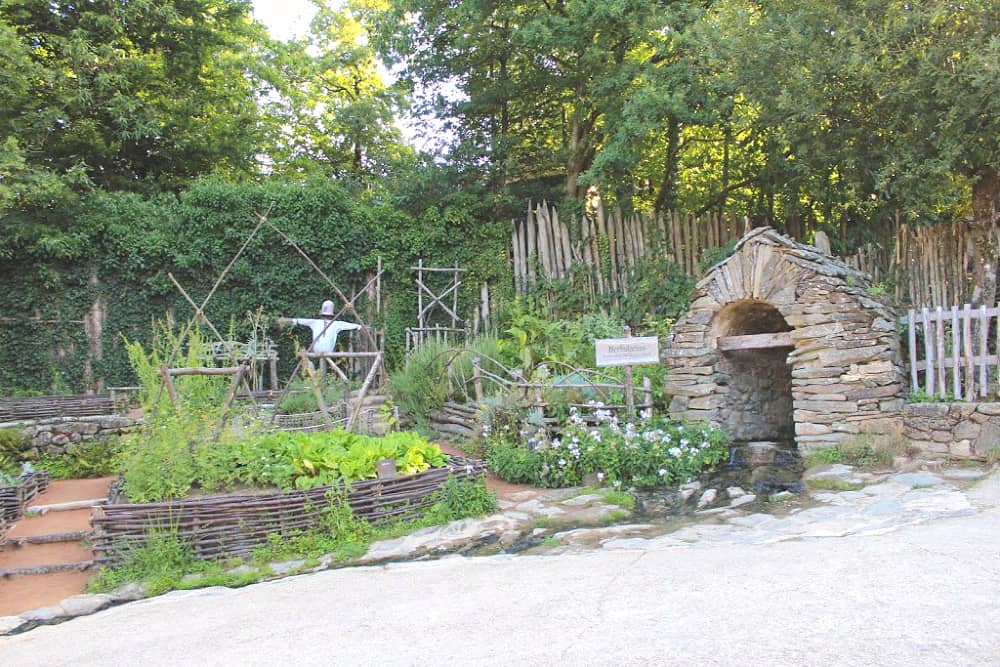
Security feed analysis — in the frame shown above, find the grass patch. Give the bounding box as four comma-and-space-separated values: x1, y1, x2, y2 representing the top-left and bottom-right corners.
986, 447, 1000, 466
600, 489, 636, 511
804, 477, 865, 492
602, 508, 631, 524
541, 537, 560, 547
533, 516, 551, 528
804, 440, 897, 470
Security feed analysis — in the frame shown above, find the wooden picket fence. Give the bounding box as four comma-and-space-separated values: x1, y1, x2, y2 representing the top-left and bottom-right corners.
901, 304, 999, 400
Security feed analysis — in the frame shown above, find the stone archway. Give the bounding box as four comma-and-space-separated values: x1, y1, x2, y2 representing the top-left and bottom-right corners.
662, 227, 905, 454
713, 300, 795, 444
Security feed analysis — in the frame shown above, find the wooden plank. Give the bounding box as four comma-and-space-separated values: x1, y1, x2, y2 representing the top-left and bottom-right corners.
952, 306, 960, 399
996, 302, 1000, 399
963, 304, 974, 400
922, 307, 934, 395
979, 305, 989, 398
908, 308, 918, 392
936, 306, 946, 396
717, 332, 794, 352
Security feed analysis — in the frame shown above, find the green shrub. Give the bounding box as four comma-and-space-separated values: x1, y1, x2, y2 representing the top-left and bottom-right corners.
0, 428, 28, 471
89, 527, 197, 596
388, 340, 451, 424
424, 475, 498, 523
38, 438, 123, 479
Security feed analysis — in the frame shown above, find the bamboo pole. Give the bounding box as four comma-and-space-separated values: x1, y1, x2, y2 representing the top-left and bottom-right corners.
525, 203, 536, 284
908, 308, 918, 392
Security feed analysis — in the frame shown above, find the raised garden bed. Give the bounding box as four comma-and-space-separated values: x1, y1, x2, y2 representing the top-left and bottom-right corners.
0, 470, 51, 523
90, 456, 486, 563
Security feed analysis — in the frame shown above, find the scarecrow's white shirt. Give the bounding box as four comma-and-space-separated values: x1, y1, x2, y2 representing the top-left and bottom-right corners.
291, 318, 362, 354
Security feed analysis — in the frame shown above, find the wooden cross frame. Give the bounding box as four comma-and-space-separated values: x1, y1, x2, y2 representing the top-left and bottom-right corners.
153, 204, 386, 435
406, 260, 467, 357
157, 363, 248, 441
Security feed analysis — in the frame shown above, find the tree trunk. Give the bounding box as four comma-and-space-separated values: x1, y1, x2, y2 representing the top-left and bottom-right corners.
654, 117, 681, 213
969, 167, 999, 307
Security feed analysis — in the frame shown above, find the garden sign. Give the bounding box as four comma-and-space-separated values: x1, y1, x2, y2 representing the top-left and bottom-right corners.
595, 330, 659, 418
594, 336, 660, 367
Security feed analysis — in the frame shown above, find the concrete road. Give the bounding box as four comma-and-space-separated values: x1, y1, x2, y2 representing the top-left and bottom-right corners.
3, 474, 1000, 667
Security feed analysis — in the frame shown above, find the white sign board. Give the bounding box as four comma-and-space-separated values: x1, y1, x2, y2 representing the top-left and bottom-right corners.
594, 336, 660, 367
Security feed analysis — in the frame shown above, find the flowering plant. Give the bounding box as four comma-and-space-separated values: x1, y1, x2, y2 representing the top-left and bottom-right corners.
486, 403, 729, 489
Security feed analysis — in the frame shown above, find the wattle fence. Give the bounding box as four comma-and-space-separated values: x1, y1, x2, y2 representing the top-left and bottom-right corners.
900, 304, 999, 400
510, 202, 999, 311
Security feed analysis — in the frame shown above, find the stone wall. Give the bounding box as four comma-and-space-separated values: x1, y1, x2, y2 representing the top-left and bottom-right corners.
1, 415, 142, 458
718, 348, 795, 442
904, 402, 1000, 460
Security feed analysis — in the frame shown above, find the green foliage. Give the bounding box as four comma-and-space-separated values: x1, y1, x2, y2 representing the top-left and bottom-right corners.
388, 341, 451, 424
600, 489, 636, 511
803, 441, 895, 470
124, 321, 226, 416
0, 428, 29, 470
119, 416, 207, 503
907, 389, 957, 404
696, 239, 738, 275
38, 439, 123, 480
88, 528, 197, 597
119, 423, 449, 502
486, 409, 729, 489
423, 475, 498, 524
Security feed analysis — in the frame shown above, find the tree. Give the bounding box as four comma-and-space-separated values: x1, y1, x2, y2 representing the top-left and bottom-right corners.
369, 0, 696, 202
711, 0, 1000, 289
0, 0, 269, 194
260, 0, 407, 180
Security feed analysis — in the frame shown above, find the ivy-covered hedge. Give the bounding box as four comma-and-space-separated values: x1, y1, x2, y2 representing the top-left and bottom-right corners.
0, 177, 512, 393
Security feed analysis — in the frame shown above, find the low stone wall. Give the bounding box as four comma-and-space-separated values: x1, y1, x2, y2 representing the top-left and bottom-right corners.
0, 415, 142, 458
903, 402, 1000, 460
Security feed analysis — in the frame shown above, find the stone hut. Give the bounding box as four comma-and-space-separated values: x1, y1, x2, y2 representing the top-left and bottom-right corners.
662, 227, 904, 453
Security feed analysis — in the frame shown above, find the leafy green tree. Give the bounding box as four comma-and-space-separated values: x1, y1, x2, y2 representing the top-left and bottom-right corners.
0, 0, 269, 194
261, 0, 408, 180
710, 0, 1000, 291
370, 0, 702, 202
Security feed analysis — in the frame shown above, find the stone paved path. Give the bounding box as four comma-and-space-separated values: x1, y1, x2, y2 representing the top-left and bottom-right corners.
2, 465, 998, 666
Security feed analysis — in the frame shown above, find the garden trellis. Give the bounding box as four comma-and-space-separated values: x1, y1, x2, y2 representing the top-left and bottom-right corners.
154, 205, 385, 433
901, 304, 1000, 401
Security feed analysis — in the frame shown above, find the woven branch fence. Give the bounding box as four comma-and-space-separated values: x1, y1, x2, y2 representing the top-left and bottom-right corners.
0, 471, 51, 528
0, 395, 115, 422
90, 456, 487, 563
510, 202, 747, 306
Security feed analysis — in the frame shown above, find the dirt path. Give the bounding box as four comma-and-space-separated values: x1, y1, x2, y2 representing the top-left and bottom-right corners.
0, 477, 115, 616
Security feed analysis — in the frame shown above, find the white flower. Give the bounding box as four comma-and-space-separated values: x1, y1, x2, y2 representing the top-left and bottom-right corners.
558, 458, 567, 467
669, 447, 681, 457
551, 438, 562, 448
658, 468, 668, 477
596, 471, 605, 482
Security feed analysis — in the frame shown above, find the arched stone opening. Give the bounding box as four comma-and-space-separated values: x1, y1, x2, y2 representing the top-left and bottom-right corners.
713, 300, 795, 444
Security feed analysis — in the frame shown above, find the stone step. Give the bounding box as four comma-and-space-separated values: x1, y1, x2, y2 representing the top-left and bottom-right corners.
0, 539, 93, 571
